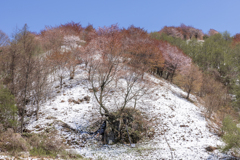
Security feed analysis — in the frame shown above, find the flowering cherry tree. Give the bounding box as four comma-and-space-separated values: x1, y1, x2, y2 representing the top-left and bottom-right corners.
159, 41, 192, 81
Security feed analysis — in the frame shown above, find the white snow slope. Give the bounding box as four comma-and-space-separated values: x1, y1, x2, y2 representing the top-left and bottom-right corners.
25, 64, 232, 160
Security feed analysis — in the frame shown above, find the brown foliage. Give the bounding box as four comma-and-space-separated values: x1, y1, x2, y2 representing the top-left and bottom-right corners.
39, 27, 64, 51
208, 29, 219, 36
0, 25, 54, 132
82, 25, 165, 79
121, 25, 148, 39
85, 26, 156, 144
174, 64, 202, 99
6, 25, 41, 132
82, 24, 97, 43
86, 25, 155, 116
200, 74, 230, 119
121, 26, 164, 77
47, 50, 69, 88
159, 24, 204, 40
86, 25, 124, 116
232, 33, 240, 46
124, 37, 164, 76
32, 58, 52, 120
66, 49, 82, 79
27, 129, 65, 153
0, 126, 66, 157
58, 21, 84, 36
0, 128, 29, 154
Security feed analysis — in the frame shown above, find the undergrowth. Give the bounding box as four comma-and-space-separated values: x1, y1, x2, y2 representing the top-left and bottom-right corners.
222, 115, 240, 156
0, 125, 84, 159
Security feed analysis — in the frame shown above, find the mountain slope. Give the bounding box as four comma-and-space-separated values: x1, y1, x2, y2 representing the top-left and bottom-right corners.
25, 64, 231, 159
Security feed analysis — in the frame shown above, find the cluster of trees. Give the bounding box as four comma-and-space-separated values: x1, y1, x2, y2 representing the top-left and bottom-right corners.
0, 25, 52, 132
0, 23, 205, 133
159, 24, 204, 40
151, 28, 240, 118
151, 26, 240, 154
80, 25, 163, 143
158, 41, 192, 81
83, 25, 154, 116
1, 22, 240, 151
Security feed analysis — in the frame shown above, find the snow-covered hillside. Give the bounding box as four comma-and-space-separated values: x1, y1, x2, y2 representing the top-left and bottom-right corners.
25, 64, 232, 160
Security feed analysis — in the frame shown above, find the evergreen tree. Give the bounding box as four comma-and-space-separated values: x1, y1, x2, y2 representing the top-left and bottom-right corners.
0, 84, 18, 130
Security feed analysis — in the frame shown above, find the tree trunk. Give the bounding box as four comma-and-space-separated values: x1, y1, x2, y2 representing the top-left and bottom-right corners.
20, 107, 25, 133
36, 100, 39, 120
60, 76, 63, 89
186, 89, 191, 99
166, 72, 170, 80
70, 66, 75, 79
21, 69, 30, 133
70, 71, 74, 79
103, 121, 108, 144
88, 68, 91, 80
171, 68, 176, 82
141, 72, 144, 80
157, 68, 162, 77
134, 98, 137, 109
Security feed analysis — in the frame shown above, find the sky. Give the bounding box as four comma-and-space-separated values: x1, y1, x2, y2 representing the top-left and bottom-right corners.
1, 0, 240, 37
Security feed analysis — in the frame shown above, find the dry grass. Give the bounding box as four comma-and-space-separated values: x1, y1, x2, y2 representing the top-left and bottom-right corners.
0, 125, 83, 159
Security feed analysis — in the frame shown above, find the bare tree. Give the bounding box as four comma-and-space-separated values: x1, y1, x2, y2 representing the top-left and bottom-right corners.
0, 31, 10, 84
87, 25, 154, 115
6, 24, 41, 132
174, 64, 202, 99
17, 24, 40, 132
80, 39, 101, 81
0, 30, 9, 75
200, 74, 229, 118
89, 49, 121, 116
114, 69, 151, 111
32, 58, 51, 120
7, 34, 21, 95
47, 50, 68, 89
0, 30, 9, 47
77, 25, 155, 144
39, 27, 64, 52
124, 37, 164, 79
63, 35, 83, 79
66, 49, 81, 79
87, 25, 123, 116
88, 36, 153, 143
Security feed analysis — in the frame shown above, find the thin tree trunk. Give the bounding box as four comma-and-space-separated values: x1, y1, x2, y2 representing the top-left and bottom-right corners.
36, 100, 39, 120
186, 89, 191, 99
21, 69, 30, 133
126, 122, 132, 146
171, 68, 176, 82
166, 72, 170, 80
134, 98, 137, 109
60, 77, 63, 89
20, 108, 25, 133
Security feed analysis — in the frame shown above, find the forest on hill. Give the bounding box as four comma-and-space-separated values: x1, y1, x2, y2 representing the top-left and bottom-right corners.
0, 22, 240, 159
